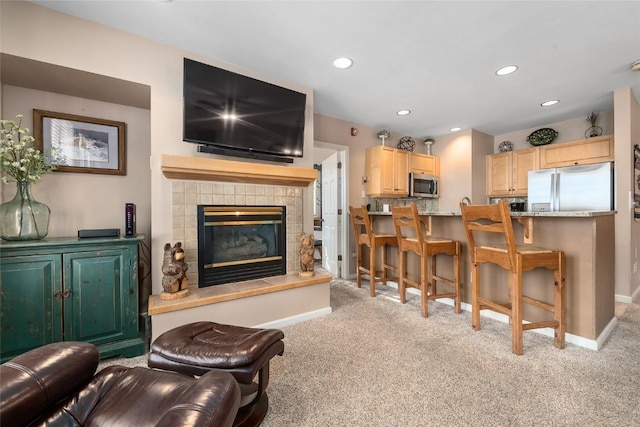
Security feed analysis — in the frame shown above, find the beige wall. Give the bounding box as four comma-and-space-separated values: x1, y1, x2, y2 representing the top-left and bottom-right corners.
614, 87, 640, 301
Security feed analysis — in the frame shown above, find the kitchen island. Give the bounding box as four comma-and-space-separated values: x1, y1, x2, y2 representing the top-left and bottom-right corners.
368, 210, 616, 349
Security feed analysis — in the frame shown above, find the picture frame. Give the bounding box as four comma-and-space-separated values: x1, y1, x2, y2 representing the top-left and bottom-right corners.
33, 109, 126, 175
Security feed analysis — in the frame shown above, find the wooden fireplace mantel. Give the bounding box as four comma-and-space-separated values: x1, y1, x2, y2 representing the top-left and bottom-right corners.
161, 154, 318, 186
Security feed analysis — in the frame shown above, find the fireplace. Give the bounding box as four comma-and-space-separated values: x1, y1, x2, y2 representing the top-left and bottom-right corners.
197, 205, 287, 287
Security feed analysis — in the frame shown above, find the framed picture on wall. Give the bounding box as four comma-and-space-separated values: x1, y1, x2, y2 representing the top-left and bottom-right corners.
33, 109, 126, 175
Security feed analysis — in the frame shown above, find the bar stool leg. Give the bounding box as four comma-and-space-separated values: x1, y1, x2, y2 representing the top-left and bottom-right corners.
454, 242, 461, 314
356, 244, 363, 289
511, 265, 524, 356
554, 253, 566, 349
399, 249, 407, 304
369, 244, 376, 297
421, 252, 429, 318
471, 262, 481, 331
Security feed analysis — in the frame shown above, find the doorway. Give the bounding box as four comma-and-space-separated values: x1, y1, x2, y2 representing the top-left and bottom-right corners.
314, 141, 349, 278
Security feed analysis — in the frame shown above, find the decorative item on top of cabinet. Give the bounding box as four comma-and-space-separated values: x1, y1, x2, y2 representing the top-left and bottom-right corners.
539, 135, 613, 168
498, 141, 513, 152
585, 112, 603, 138
377, 130, 390, 146
397, 136, 415, 151
423, 138, 435, 155
486, 147, 539, 197
527, 128, 558, 146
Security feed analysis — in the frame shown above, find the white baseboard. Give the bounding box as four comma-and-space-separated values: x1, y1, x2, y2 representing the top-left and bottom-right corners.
382, 281, 612, 351
253, 307, 333, 329
615, 284, 640, 304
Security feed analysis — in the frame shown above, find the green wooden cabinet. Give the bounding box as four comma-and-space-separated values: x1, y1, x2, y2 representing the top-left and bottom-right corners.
0, 236, 145, 362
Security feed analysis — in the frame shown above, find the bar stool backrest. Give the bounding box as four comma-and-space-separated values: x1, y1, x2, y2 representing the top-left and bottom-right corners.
349, 205, 373, 247
459, 200, 518, 272
391, 204, 425, 255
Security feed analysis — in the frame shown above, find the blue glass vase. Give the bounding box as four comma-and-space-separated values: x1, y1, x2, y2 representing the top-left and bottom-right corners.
0, 181, 50, 240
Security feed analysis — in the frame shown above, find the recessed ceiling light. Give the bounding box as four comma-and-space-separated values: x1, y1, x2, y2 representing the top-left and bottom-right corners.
396, 109, 411, 116
332, 57, 353, 69
449, 127, 462, 132
631, 59, 640, 72
496, 65, 518, 76
540, 99, 559, 107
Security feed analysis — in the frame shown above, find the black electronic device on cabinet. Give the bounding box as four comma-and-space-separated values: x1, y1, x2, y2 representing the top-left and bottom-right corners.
125, 203, 137, 237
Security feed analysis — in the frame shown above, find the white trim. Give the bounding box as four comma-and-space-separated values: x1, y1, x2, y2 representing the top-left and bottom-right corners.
616, 284, 640, 303
253, 307, 333, 329
314, 140, 350, 279
383, 281, 615, 351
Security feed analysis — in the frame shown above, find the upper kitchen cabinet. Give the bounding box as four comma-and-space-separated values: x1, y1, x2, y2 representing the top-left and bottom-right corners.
410, 152, 440, 176
540, 135, 614, 168
486, 148, 539, 197
366, 146, 409, 197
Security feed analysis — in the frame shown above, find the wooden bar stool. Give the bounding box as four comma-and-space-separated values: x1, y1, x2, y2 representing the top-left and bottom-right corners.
349, 205, 398, 297
459, 200, 565, 355
391, 204, 461, 318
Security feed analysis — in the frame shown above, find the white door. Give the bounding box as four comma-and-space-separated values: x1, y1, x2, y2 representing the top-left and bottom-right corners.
322, 152, 339, 276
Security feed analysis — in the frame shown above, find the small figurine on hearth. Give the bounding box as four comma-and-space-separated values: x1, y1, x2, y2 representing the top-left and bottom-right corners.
299, 232, 315, 277
160, 242, 191, 300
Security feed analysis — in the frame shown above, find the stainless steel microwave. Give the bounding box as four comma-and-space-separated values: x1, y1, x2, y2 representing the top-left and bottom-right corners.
409, 172, 438, 198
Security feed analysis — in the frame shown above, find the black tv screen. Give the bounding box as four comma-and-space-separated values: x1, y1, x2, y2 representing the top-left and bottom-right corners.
183, 58, 306, 160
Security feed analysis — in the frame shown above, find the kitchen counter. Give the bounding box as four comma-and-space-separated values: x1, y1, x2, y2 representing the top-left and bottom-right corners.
366, 211, 616, 349
369, 210, 616, 217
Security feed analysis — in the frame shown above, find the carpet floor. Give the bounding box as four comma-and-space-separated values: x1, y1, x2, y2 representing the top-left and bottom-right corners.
100, 279, 640, 426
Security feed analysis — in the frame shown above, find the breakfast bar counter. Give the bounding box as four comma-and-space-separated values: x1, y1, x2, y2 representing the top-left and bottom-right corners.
367, 210, 616, 349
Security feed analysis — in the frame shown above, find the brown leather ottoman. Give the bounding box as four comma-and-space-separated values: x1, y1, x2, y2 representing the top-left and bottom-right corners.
149, 321, 284, 427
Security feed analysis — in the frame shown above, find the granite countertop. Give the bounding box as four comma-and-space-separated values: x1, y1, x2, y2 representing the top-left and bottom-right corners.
369, 210, 616, 218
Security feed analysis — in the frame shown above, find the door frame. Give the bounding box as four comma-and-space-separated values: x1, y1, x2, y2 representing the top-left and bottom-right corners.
314, 140, 349, 279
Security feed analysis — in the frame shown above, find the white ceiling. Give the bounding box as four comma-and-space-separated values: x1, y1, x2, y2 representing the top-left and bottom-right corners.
29, 1, 640, 139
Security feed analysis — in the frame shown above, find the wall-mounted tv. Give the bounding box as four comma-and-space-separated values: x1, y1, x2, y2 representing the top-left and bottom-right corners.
183, 58, 306, 163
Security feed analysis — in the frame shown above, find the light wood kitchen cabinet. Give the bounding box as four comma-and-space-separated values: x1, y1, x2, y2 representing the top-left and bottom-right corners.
366, 146, 409, 197
410, 152, 440, 176
540, 135, 613, 168
486, 148, 539, 197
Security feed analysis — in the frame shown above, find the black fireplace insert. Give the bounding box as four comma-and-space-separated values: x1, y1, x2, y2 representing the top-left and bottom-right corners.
197, 205, 286, 287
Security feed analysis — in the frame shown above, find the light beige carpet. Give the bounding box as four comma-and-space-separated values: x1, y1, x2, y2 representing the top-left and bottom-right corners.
100, 279, 640, 426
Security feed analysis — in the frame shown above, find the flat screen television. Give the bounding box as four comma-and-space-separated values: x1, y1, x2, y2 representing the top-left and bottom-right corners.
183, 58, 306, 163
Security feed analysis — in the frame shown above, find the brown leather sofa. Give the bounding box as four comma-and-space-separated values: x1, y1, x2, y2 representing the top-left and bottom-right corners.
0, 341, 241, 427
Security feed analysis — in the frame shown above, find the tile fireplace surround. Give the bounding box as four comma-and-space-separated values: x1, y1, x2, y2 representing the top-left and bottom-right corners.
171, 180, 303, 287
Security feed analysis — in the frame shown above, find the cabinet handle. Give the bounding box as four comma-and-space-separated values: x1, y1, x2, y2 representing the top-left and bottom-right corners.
54, 290, 71, 299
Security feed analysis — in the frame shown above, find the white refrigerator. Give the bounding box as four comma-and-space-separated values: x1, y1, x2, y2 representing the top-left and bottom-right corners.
528, 162, 614, 212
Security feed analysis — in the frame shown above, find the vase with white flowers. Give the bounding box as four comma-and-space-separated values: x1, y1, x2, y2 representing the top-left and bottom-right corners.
0, 114, 56, 240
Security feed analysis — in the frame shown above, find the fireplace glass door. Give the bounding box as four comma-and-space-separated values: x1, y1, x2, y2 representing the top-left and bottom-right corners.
197, 206, 286, 287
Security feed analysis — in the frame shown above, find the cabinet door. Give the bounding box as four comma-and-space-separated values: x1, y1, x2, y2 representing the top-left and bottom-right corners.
486, 152, 512, 196
540, 135, 613, 168
380, 146, 397, 194
0, 255, 62, 362
512, 148, 539, 195
410, 153, 439, 176
64, 250, 129, 345
366, 146, 408, 197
